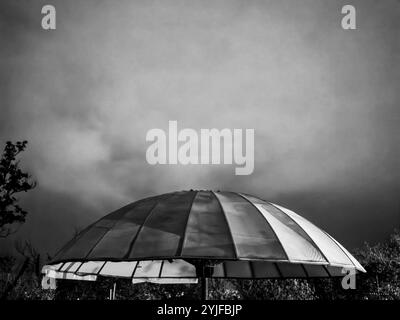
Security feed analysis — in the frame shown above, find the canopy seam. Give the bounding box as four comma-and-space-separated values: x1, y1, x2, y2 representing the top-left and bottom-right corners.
237, 193, 290, 261
210, 191, 239, 259
268, 202, 332, 265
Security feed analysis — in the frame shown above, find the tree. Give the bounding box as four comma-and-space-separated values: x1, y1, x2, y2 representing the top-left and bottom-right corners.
353, 228, 400, 300
0, 141, 36, 238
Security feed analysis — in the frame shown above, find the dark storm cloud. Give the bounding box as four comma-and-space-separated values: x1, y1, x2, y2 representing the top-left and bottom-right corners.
0, 0, 399, 255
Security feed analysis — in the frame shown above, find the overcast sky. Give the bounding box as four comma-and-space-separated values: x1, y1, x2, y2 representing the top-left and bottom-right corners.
0, 0, 399, 255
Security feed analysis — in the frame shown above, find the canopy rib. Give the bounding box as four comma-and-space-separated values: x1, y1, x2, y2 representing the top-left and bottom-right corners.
249, 261, 255, 278
71, 201, 142, 262
82, 228, 119, 262
52, 221, 97, 261
323, 265, 332, 277
176, 190, 198, 256
268, 202, 332, 264
158, 261, 165, 278
123, 193, 175, 259
322, 230, 359, 270
210, 191, 239, 259
96, 261, 107, 276
57, 263, 65, 272
237, 193, 290, 261
222, 262, 227, 277
274, 263, 283, 278
130, 260, 140, 278
74, 262, 85, 274
301, 264, 309, 278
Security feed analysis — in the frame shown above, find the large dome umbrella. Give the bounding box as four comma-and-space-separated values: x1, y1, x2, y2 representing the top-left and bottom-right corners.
42, 190, 366, 299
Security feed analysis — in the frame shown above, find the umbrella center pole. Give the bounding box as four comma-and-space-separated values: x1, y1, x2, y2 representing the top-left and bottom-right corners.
191, 260, 212, 300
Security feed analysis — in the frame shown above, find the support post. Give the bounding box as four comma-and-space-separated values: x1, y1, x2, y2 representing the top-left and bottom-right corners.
109, 282, 117, 300
201, 277, 208, 300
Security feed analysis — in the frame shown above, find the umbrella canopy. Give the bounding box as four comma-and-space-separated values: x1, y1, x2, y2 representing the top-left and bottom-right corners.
42, 190, 365, 284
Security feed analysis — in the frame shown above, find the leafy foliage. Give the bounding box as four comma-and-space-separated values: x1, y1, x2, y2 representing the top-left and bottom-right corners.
353, 229, 400, 300
0, 141, 36, 238
232, 278, 317, 300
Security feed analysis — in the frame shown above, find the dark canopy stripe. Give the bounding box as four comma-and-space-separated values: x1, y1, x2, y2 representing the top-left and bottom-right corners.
127, 190, 197, 258
212, 191, 287, 260
88, 194, 163, 259
53, 201, 139, 261
180, 190, 236, 258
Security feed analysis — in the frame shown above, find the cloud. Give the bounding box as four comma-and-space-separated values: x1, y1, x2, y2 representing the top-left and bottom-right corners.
0, 0, 399, 253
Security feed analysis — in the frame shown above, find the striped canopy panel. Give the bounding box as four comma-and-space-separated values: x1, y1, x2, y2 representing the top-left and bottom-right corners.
42, 190, 365, 282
